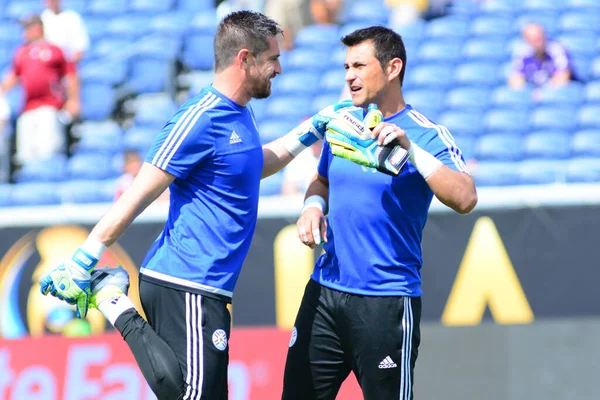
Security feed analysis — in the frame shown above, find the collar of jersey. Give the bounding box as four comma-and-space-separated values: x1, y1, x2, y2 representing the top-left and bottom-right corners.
383, 104, 412, 122
208, 85, 246, 112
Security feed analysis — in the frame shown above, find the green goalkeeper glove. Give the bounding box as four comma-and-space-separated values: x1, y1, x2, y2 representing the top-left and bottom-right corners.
326, 104, 409, 176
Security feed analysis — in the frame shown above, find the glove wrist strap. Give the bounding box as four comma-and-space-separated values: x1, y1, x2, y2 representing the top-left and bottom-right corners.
408, 142, 443, 180
301, 195, 326, 214
73, 237, 106, 272
282, 120, 320, 157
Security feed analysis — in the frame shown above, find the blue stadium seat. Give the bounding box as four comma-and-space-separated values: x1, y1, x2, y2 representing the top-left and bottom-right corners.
259, 119, 298, 143
68, 153, 120, 180
572, 129, 600, 157
565, 0, 600, 9
405, 64, 453, 89
536, 83, 584, 105
454, 62, 500, 87
129, 58, 172, 94
438, 111, 485, 136
472, 161, 520, 186
417, 40, 462, 63
445, 87, 491, 110
404, 89, 445, 112
462, 37, 507, 61
425, 16, 470, 38
123, 126, 157, 154
557, 32, 597, 58
572, 56, 592, 82
273, 71, 321, 96
187, 70, 215, 96
74, 120, 123, 140
558, 12, 600, 33
79, 60, 128, 86
149, 12, 190, 37
470, 16, 513, 37
183, 34, 214, 70
295, 25, 340, 49
476, 133, 523, 161
88, 0, 128, 15
286, 48, 331, 72
129, 0, 175, 13
311, 93, 343, 115
514, 13, 558, 36
394, 20, 426, 41
187, 11, 219, 34
343, 2, 389, 25
106, 15, 152, 39
82, 16, 112, 42
178, 0, 214, 12
577, 105, 600, 128
447, 0, 481, 16
136, 35, 181, 60
81, 83, 115, 121
524, 130, 571, 159
531, 106, 578, 130
484, 109, 530, 132
11, 183, 62, 206
61, 179, 118, 204
133, 94, 178, 127
319, 69, 346, 94
519, 160, 565, 185
73, 124, 123, 156
0, 184, 11, 207
523, 0, 565, 12
339, 21, 378, 38
328, 47, 347, 69
566, 157, 600, 182
0, 21, 22, 45
90, 37, 133, 59
259, 172, 284, 196
264, 95, 312, 122
13, 156, 69, 183
5, 1, 42, 20
591, 57, 600, 80
480, 0, 520, 15
491, 86, 534, 108
61, 0, 86, 14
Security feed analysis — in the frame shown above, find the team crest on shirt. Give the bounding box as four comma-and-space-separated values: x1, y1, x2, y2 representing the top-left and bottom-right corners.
212, 329, 228, 351
289, 326, 298, 347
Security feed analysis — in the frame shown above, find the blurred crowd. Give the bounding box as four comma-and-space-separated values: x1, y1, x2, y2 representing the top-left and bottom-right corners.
0, 0, 591, 199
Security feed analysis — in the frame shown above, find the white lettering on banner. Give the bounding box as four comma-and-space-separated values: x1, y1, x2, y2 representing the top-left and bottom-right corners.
13, 367, 55, 400
65, 344, 109, 400
228, 361, 250, 400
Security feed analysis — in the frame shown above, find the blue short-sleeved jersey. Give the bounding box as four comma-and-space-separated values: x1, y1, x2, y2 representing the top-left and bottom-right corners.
313, 105, 469, 297
140, 86, 264, 301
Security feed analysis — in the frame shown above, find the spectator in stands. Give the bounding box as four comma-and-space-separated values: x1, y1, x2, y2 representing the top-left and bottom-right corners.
281, 141, 321, 196
0, 15, 80, 167
115, 150, 169, 202
508, 23, 574, 89
264, 0, 343, 50
41, 0, 90, 64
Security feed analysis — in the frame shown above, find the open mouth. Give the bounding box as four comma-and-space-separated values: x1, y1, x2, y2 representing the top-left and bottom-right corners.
350, 86, 362, 94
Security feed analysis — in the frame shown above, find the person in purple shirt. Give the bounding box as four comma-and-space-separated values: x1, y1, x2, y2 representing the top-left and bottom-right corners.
509, 22, 574, 89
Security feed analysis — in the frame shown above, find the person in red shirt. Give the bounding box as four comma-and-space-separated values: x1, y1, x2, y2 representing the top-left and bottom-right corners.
0, 14, 80, 166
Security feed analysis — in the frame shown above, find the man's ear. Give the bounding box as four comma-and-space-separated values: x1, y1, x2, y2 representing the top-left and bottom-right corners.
237, 49, 252, 69
387, 58, 403, 83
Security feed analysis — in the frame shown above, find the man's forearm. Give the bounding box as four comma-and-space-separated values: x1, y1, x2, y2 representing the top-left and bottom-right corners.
65, 73, 80, 102
303, 174, 329, 212
0, 72, 18, 94
262, 139, 295, 179
426, 166, 477, 214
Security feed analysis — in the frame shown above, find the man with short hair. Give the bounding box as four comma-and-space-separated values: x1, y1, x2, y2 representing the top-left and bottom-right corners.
0, 14, 79, 166
283, 26, 478, 400
509, 22, 574, 88
40, 10, 349, 400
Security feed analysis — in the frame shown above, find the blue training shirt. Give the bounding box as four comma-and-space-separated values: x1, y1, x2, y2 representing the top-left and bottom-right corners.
140, 86, 264, 301
313, 105, 469, 297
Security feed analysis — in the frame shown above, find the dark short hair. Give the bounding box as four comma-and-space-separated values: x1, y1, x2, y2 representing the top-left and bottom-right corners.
214, 11, 282, 72
341, 26, 407, 86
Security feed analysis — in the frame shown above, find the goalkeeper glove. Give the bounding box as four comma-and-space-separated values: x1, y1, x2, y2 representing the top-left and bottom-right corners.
282, 99, 354, 156
326, 104, 409, 176
39, 243, 104, 318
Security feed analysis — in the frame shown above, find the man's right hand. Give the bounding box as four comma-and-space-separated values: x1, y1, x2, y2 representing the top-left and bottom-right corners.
39, 248, 99, 318
297, 207, 328, 249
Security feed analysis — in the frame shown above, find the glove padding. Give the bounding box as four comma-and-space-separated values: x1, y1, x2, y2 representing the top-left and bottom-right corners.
40, 258, 94, 318
326, 108, 409, 176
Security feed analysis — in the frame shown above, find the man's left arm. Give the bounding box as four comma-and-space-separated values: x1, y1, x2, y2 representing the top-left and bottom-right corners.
62, 52, 81, 119
372, 123, 478, 214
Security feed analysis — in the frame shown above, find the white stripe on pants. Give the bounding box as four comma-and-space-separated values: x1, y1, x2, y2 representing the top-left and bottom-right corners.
400, 297, 414, 400
184, 293, 204, 400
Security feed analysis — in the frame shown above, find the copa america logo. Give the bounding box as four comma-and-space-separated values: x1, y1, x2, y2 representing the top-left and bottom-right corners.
0, 225, 141, 339
212, 329, 228, 351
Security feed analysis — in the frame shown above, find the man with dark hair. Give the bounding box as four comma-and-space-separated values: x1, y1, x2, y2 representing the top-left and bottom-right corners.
282, 26, 477, 400
39, 11, 350, 400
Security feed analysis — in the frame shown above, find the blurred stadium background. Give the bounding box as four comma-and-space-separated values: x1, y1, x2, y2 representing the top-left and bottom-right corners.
0, 0, 599, 399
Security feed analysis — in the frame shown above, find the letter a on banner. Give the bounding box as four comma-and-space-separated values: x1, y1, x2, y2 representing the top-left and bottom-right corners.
442, 217, 534, 326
